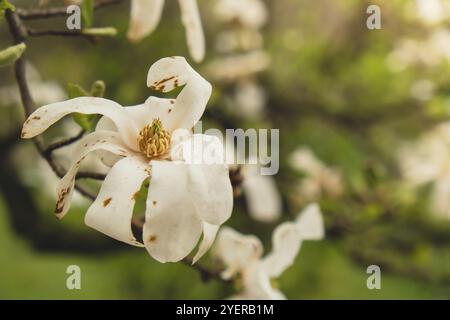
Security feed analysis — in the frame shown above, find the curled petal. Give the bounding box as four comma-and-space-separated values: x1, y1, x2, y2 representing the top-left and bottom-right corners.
192, 222, 220, 264
85, 156, 149, 246
55, 131, 133, 218
22, 97, 140, 150
177, 0, 205, 62
127, 0, 165, 42
143, 161, 203, 262
260, 222, 302, 278
147, 56, 212, 130
295, 203, 325, 240
261, 203, 324, 277
243, 165, 282, 223
214, 227, 263, 279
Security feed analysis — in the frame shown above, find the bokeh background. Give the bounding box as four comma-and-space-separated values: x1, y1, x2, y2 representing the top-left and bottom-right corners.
0, 0, 449, 299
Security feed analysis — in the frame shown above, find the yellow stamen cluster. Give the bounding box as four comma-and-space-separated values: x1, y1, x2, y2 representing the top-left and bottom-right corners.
138, 118, 171, 158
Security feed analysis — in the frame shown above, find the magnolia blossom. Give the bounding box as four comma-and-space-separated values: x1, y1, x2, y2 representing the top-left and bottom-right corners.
415, 0, 450, 25
214, 203, 324, 299
399, 122, 450, 220
207, 51, 270, 82
127, 0, 205, 62
386, 29, 450, 71
209, 0, 270, 120
214, 0, 268, 30
21, 57, 233, 263
289, 147, 343, 201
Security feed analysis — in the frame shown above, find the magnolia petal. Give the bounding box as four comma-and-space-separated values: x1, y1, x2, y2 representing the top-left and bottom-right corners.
55, 131, 133, 219
147, 56, 212, 130
172, 134, 225, 164
192, 222, 220, 264
127, 0, 165, 42
260, 222, 302, 278
214, 227, 263, 280
243, 165, 282, 223
242, 265, 286, 300
189, 163, 233, 225
22, 97, 140, 150
261, 204, 324, 277
85, 156, 149, 247
295, 203, 325, 240
177, 0, 205, 62
143, 161, 203, 263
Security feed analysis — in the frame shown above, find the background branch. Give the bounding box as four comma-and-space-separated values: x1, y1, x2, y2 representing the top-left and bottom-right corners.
17, 0, 125, 20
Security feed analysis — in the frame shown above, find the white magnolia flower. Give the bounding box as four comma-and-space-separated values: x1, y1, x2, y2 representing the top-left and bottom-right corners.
399, 122, 450, 219
215, 29, 263, 53
214, 203, 324, 299
21, 56, 233, 263
227, 80, 266, 118
386, 29, 450, 71
289, 147, 344, 201
214, 0, 268, 29
207, 50, 270, 82
127, 0, 205, 62
415, 0, 450, 25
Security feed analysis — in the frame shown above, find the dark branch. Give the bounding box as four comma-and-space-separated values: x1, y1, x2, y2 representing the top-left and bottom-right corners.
76, 171, 107, 180
44, 130, 85, 156
5, 9, 96, 201
17, 0, 125, 20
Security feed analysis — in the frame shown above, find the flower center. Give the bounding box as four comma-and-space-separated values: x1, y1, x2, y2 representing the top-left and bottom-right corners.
138, 118, 171, 158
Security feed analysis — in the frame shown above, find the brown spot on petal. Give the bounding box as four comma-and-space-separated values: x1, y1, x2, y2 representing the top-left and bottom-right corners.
154, 76, 175, 87
168, 109, 172, 113
32, 116, 40, 120
103, 197, 112, 207
152, 201, 157, 206
170, 100, 175, 105
55, 188, 70, 214
147, 235, 157, 243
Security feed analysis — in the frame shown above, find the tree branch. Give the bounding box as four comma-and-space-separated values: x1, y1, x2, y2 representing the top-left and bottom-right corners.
5, 9, 96, 201
44, 129, 85, 156
17, 0, 125, 20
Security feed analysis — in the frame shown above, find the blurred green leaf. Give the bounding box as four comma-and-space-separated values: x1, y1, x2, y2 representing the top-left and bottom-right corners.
67, 81, 106, 131
0, 43, 26, 67
82, 27, 118, 37
0, 0, 15, 18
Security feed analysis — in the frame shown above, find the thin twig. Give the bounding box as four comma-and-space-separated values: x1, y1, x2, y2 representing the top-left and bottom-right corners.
27, 28, 95, 39
76, 171, 107, 180
44, 130, 85, 156
17, 0, 125, 20
5, 9, 96, 201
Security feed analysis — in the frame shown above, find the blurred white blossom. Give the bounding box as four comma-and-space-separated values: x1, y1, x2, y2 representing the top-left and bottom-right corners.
387, 29, 450, 71
289, 147, 344, 201
0, 63, 66, 106
214, 203, 324, 299
415, 0, 450, 25
21, 57, 233, 263
207, 0, 270, 120
224, 141, 281, 223
399, 122, 450, 220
